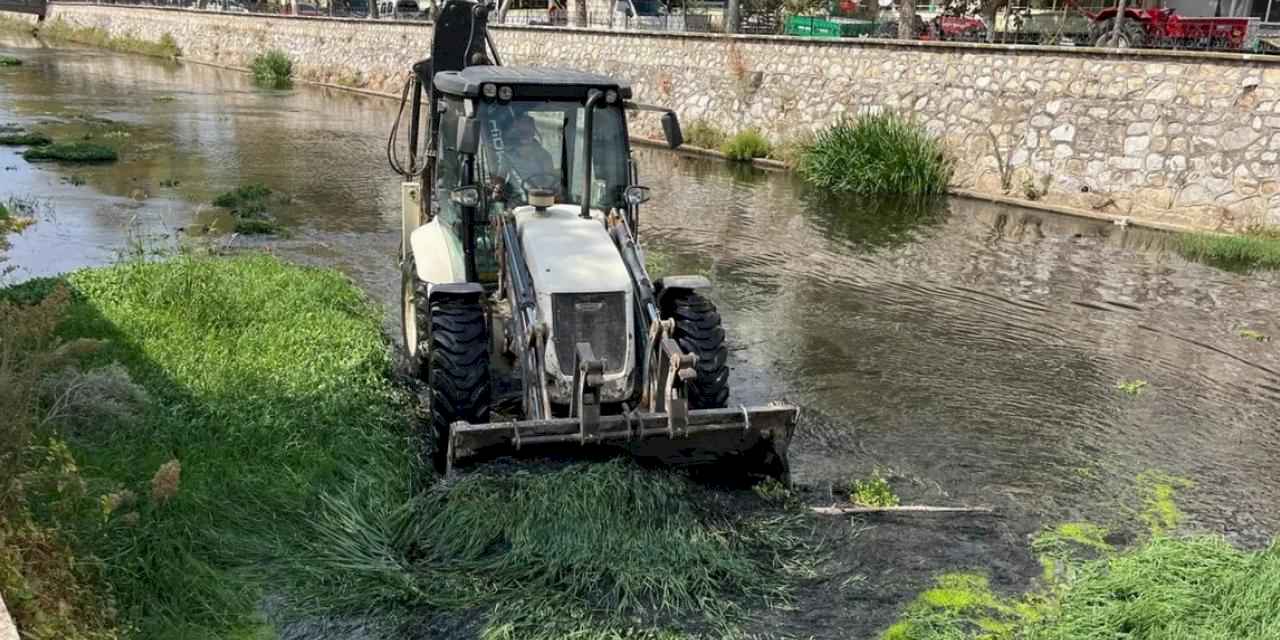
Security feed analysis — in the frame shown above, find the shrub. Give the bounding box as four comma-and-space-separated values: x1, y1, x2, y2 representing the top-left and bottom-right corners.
22, 142, 118, 163
1177, 227, 1280, 272
721, 128, 771, 161
799, 112, 953, 195
0, 131, 53, 146
251, 50, 294, 89
683, 119, 727, 150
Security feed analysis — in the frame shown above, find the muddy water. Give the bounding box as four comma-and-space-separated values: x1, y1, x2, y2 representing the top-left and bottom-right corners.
4, 31, 1280, 560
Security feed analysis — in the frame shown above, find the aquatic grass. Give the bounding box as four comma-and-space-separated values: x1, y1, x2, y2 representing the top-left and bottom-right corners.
1116, 379, 1147, 396
1177, 228, 1280, 272
721, 129, 771, 161
213, 183, 281, 234
0, 131, 52, 146
682, 119, 727, 150
3, 255, 407, 637
22, 142, 117, 163
851, 470, 899, 507
799, 112, 953, 195
251, 50, 294, 89
37, 20, 180, 59
1239, 328, 1270, 342
280, 461, 814, 638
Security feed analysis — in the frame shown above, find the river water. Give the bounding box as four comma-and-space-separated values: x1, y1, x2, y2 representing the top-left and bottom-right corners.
4, 31, 1279, 559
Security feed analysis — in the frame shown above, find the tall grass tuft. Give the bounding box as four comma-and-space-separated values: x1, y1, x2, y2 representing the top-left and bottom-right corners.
683, 119, 727, 150
721, 128, 771, 161
1176, 227, 1280, 272
280, 461, 815, 637
799, 112, 952, 195
251, 50, 294, 89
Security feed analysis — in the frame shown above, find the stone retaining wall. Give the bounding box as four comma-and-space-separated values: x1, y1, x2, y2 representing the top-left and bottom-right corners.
12, 3, 1280, 229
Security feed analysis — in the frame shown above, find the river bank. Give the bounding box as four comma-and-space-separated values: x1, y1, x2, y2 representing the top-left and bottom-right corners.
4, 30, 1280, 639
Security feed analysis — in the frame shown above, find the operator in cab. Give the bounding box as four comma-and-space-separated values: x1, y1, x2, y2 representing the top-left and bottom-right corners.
502, 113, 555, 184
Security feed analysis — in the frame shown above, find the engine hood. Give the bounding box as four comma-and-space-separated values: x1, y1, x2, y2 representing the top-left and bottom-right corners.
514, 204, 631, 294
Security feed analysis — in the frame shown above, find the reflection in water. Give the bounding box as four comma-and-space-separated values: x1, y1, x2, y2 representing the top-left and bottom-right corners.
3, 36, 1280, 547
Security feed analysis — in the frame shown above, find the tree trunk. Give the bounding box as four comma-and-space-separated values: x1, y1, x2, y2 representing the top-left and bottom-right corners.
290, 0, 299, 14
1107, 0, 1127, 47
370, 0, 378, 19
725, 0, 739, 34
981, 1, 1000, 43
898, 0, 915, 39
575, 0, 586, 26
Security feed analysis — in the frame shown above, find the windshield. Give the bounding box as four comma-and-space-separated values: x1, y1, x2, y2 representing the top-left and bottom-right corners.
477, 100, 629, 210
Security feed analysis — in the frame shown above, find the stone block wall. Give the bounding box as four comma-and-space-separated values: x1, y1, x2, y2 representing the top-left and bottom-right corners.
19, 3, 1280, 229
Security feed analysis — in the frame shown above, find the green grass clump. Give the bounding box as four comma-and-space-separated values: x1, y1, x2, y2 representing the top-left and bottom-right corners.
1177, 228, 1280, 272
0, 131, 52, 146
4, 255, 405, 637
37, 21, 179, 59
851, 470, 899, 507
22, 142, 117, 163
799, 112, 953, 195
1239, 328, 1270, 342
683, 119, 727, 150
281, 460, 812, 637
0, 55, 21, 66
213, 183, 281, 234
721, 128, 771, 161
251, 50, 293, 89
1116, 379, 1147, 396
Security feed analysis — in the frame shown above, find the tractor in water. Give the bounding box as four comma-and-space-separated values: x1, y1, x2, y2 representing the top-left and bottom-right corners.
390, 0, 797, 478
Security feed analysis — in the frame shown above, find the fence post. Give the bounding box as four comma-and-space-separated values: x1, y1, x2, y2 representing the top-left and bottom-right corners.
725, 0, 738, 33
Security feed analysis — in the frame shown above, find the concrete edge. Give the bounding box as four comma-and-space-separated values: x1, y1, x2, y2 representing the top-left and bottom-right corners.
36, 3, 1280, 66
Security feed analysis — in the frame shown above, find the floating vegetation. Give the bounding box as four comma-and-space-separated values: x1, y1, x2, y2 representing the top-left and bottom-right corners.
0, 131, 51, 146
251, 50, 294, 89
212, 182, 281, 234
1239, 328, 1270, 342
798, 112, 953, 195
851, 470, 900, 508
1177, 227, 1280, 272
22, 142, 118, 163
1116, 379, 1148, 396
0, 55, 20, 66
720, 128, 771, 161
151, 95, 176, 103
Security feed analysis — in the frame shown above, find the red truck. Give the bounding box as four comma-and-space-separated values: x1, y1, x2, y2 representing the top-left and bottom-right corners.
1081, 3, 1258, 50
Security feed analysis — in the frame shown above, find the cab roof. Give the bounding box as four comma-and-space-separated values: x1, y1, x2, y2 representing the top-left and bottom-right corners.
434, 66, 633, 101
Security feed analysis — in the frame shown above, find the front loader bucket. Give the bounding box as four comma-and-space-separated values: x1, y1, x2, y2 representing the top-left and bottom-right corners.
448, 404, 798, 480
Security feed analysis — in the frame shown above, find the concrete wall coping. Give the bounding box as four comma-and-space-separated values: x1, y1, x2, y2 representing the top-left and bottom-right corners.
43, 1, 1280, 66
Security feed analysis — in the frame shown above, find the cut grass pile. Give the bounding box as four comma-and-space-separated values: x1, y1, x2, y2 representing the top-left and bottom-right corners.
212, 182, 281, 234
0, 130, 53, 146
281, 461, 814, 638
37, 20, 180, 59
2, 255, 406, 638
22, 142, 118, 163
798, 112, 953, 195
1177, 226, 1280, 272
251, 49, 293, 89
3, 255, 812, 638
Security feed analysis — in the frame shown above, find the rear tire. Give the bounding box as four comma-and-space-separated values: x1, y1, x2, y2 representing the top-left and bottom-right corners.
427, 294, 491, 473
664, 292, 730, 409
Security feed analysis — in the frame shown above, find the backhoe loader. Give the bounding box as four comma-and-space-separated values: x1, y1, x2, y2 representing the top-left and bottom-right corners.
392, 0, 796, 478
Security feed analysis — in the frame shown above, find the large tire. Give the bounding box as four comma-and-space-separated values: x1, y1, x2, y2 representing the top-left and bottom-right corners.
663, 292, 730, 409
401, 254, 430, 377
1091, 17, 1145, 49
427, 293, 491, 472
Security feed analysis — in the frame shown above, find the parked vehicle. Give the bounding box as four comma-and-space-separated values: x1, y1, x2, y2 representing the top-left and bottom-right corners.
1079, 1, 1258, 50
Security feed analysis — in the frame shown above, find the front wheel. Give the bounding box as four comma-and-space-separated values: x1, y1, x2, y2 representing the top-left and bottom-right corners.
663, 291, 730, 409
1091, 17, 1145, 48
427, 293, 491, 473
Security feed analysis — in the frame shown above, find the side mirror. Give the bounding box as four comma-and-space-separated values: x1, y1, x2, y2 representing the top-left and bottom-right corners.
457, 117, 481, 155
660, 112, 683, 149
624, 185, 651, 205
